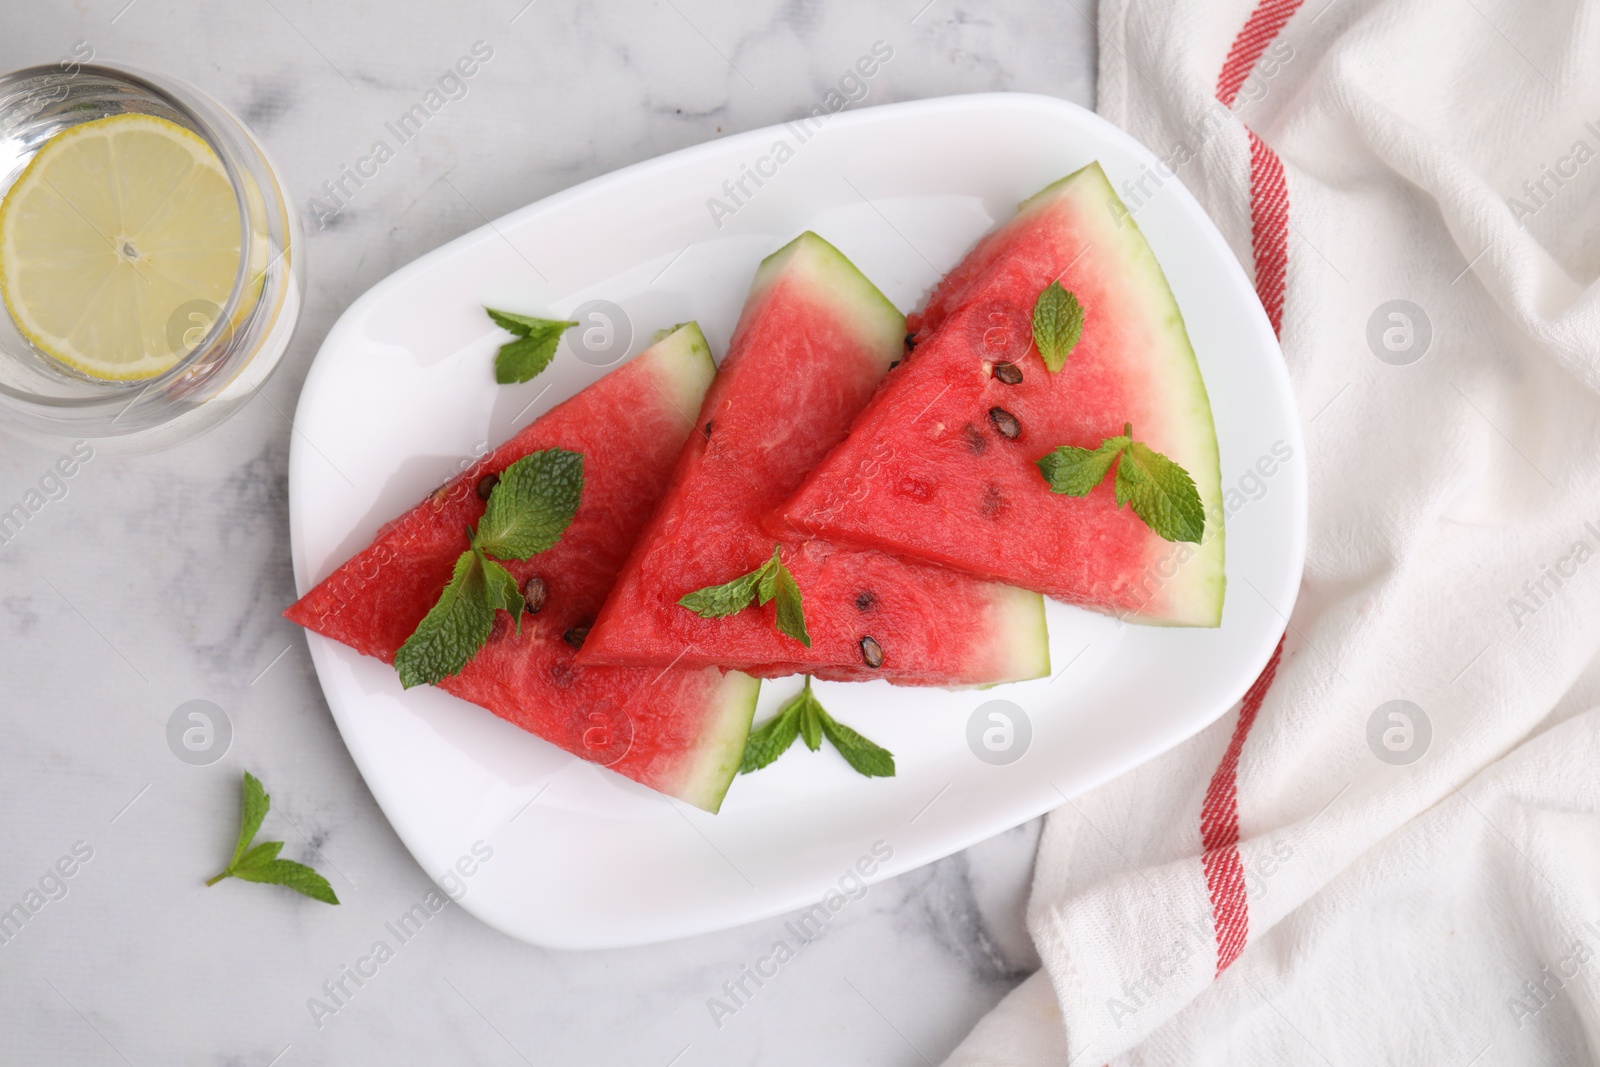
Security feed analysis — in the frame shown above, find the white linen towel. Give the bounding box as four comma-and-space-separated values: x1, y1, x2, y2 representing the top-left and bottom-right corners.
946, 0, 1600, 1062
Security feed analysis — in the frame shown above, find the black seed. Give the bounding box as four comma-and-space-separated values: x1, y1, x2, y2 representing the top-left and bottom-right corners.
522, 576, 547, 614
859, 636, 884, 669
704, 420, 714, 439
855, 591, 877, 611
476, 473, 500, 500
904, 332, 917, 351
992, 361, 1023, 385
963, 423, 988, 455
988, 407, 1021, 440
563, 625, 590, 650
888, 360, 901, 370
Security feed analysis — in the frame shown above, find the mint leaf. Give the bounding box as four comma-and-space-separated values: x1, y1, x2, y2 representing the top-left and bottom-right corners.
755, 545, 782, 606
475, 449, 583, 560
679, 559, 772, 618
394, 550, 493, 689
395, 449, 585, 686
819, 716, 896, 778
1037, 435, 1129, 495
232, 859, 340, 905
486, 308, 578, 385
230, 772, 270, 871
680, 544, 809, 645
486, 308, 573, 335
739, 700, 802, 773
1031, 282, 1085, 373
1115, 440, 1205, 543
1037, 422, 1205, 543
206, 772, 340, 905
737, 678, 894, 780
232, 840, 283, 872
798, 691, 824, 751
480, 554, 524, 636
771, 562, 810, 648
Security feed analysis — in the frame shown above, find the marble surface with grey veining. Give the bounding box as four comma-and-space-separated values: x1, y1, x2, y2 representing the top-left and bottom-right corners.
0, 3, 1092, 1063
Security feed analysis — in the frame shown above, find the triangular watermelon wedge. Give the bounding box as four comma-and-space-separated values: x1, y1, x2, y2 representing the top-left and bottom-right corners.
580, 233, 1050, 686
285, 324, 759, 812
780, 163, 1225, 625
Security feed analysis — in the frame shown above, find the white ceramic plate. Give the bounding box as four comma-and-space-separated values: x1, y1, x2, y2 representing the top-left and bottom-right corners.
289, 93, 1305, 949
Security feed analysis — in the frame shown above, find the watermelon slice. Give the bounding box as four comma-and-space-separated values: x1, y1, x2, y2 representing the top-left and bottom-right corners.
780, 163, 1225, 626
285, 324, 759, 812
580, 233, 1049, 685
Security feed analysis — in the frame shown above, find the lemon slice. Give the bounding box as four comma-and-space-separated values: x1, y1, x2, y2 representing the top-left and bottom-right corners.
0, 113, 245, 381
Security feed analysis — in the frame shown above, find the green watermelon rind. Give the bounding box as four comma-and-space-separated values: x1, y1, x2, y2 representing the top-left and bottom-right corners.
751, 232, 906, 372
668, 669, 762, 813
987, 582, 1052, 682
1001, 163, 1225, 626
644, 320, 718, 418
1051, 163, 1224, 626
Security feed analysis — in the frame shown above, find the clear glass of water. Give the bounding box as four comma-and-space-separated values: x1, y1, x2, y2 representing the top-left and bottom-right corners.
0, 63, 303, 451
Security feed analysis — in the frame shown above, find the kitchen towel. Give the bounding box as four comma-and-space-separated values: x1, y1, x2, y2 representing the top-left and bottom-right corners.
945, 0, 1600, 1062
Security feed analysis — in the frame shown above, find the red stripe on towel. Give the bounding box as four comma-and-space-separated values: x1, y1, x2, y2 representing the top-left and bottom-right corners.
1196, 0, 1301, 978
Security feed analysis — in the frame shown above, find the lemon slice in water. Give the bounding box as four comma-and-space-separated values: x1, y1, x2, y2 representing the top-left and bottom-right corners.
0, 113, 244, 382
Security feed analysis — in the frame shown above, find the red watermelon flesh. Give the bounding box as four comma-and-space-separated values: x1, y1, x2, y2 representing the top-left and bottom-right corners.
580, 233, 1049, 686
780, 163, 1225, 626
285, 324, 758, 813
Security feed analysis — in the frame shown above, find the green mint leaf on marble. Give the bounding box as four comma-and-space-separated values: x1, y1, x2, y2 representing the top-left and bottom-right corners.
206, 772, 340, 905
1037, 422, 1204, 543
738, 678, 895, 779
486, 307, 578, 384
232, 859, 340, 905
1031, 281, 1085, 373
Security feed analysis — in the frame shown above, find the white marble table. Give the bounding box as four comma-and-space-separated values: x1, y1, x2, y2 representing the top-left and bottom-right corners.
0, 3, 1093, 1062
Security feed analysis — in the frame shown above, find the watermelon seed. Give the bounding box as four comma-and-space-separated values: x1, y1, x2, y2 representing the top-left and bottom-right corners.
855, 591, 877, 611
859, 636, 884, 669
476, 473, 500, 500
704, 420, 714, 438
989, 407, 1021, 440
522, 576, 547, 615
888, 360, 901, 370
992, 361, 1024, 385
904, 332, 917, 351
563, 625, 590, 650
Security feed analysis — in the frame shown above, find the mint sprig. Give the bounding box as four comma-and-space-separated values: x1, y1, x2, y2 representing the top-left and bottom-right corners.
395, 448, 584, 688
486, 307, 579, 384
1031, 281, 1085, 373
206, 772, 339, 905
739, 677, 894, 778
678, 544, 810, 647
1037, 422, 1204, 543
